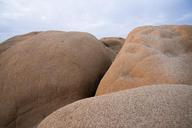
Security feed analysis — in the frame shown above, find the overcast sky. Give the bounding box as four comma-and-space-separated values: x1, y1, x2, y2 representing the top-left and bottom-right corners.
0, 0, 192, 42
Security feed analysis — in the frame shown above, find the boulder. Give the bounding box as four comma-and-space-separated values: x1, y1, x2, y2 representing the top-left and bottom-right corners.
0, 32, 41, 54
0, 31, 111, 128
96, 25, 192, 95
38, 84, 192, 128
100, 37, 125, 61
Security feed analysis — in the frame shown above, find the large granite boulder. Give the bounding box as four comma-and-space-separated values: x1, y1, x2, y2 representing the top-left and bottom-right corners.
0, 31, 111, 128
0, 32, 41, 54
38, 84, 192, 128
96, 25, 192, 95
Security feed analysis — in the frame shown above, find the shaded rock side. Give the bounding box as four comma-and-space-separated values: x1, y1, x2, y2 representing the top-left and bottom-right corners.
100, 37, 125, 61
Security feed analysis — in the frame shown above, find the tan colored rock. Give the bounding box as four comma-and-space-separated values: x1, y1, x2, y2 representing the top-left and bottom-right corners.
0, 32, 41, 54
100, 37, 125, 61
38, 84, 192, 128
0, 31, 111, 128
101, 37, 125, 54
96, 25, 192, 95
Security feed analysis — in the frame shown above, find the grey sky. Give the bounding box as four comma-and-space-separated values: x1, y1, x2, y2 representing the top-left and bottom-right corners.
0, 0, 192, 42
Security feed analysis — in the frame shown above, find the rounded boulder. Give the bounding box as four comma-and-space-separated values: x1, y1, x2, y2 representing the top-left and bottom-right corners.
0, 31, 111, 128
38, 84, 192, 128
96, 25, 192, 95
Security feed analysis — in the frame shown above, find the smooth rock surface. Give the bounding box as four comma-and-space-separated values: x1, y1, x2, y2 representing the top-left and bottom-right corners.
96, 25, 192, 95
0, 31, 111, 128
0, 32, 41, 54
38, 85, 192, 128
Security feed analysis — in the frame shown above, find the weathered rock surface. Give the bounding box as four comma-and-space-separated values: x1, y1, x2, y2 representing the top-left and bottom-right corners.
96, 25, 192, 95
100, 37, 125, 60
38, 84, 192, 128
101, 37, 125, 53
0, 32, 41, 54
0, 31, 111, 128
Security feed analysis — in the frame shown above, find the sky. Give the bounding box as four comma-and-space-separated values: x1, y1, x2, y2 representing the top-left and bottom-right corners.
0, 0, 192, 42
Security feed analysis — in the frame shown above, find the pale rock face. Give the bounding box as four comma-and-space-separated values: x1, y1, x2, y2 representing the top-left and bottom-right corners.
96, 25, 192, 95
0, 31, 111, 128
100, 37, 125, 61
38, 85, 192, 128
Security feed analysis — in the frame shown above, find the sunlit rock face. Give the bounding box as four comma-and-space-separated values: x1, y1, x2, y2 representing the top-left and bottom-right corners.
100, 37, 125, 61
0, 32, 41, 54
96, 25, 192, 95
38, 85, 192, 128
0, 31, 111, 128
